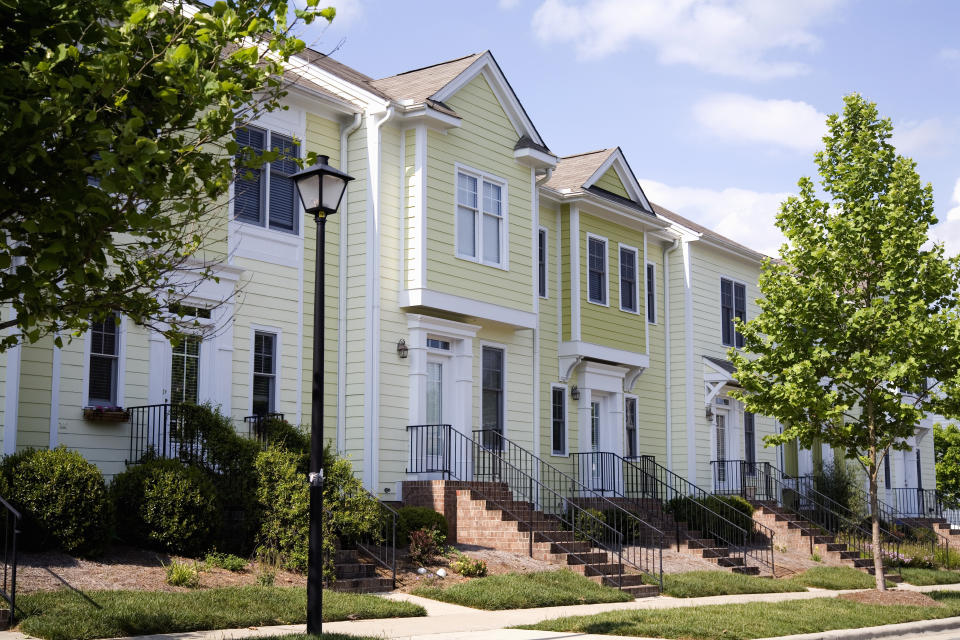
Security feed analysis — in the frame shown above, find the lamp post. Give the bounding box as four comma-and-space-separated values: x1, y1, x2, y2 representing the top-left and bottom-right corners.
292, 155, 354, 636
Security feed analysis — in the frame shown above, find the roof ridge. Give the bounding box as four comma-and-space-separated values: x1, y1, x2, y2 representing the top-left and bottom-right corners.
560, 148, 615, 160
376, 52, 483, 81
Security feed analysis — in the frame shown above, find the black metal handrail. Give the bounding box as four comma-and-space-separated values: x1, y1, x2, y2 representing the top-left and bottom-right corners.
893, 488, 960, 527
578, 452, 776, 574
243, 413, 286, 445
356, 487, 398, 589
408, 425, 663, 591
715, 460, 900, 573
1, 496, 20, 628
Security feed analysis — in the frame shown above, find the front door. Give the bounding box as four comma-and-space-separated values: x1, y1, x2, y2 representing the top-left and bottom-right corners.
424, 356, 451, 472
714, 409, 731, 488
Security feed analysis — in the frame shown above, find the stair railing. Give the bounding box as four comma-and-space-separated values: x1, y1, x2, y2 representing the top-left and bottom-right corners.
343, 485, 398, 588
1, 496, 19, 629
408, 425, 663, 591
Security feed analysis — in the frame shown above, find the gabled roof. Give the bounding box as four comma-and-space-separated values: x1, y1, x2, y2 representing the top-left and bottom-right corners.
650, 202, 767, 261
370, 53, 482, 117
545, 148, 653, 214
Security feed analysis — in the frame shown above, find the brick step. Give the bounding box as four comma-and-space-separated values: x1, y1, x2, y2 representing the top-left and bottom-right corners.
566, 552, 610, 565
732, 566, 761, 575
865, 568, 904, 583
336, 563, 377, 579
550, 540, 591, 554
838, 550, 859, 560
717, 557, 747, 567
622, 584, 661, 598
597, 573, 647, 587
699, 548, 731, 559
686, 538, 719, 549
574, 563, 625, 577
335, 549, 359, 563
326, 577, 393, 593
852, 558, 872, 568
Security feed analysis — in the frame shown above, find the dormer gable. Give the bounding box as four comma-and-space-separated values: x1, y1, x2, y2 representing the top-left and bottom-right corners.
581, 147, 652, 212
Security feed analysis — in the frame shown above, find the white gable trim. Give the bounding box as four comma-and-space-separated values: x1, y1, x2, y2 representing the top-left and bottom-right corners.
582, 148, 651, 211
430, 52, 546, 149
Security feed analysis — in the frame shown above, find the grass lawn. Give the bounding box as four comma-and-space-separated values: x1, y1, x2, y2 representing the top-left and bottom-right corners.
258, 636, 381, 640
787, 566, 894, 590
411, 569, 633, 610
662, 571, 805, 598
900, 568, 960, 585
516, 590, 960, 640
15, 587, 425, 640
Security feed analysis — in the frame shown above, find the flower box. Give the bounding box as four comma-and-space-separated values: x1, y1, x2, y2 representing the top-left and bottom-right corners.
83, 406, 130, 422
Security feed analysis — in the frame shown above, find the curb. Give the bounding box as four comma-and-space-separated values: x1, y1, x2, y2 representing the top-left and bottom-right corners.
755, 614, 960, 640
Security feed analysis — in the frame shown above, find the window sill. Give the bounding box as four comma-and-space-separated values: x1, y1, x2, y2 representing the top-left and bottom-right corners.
228, 219, 303, 268
454, 253, 509, 272
586, 298, 609, 308
82, 407, 130, 422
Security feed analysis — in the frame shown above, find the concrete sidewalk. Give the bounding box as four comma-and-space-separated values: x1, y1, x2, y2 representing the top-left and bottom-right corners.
4, 582, 960, 640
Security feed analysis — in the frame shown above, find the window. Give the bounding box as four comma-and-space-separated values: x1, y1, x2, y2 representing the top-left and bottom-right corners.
646, 263, 656, 323
625, 397, 638, 458
538, 228, 548, 298
456, 169, 505, 266
169, 303, 212, 320
619, 246, 637, 312
744, 412, 756, 469
588, 236, 607, 304
551, 386, 566, 455
89, 315, 119, 406
427, 338, 451, 350
171, 336, 201, 405
234, 126, 300, 234
252, 332, 276, 416
481, 346, 504, 446
721, 278, 746, 347
884, 455, 892, 488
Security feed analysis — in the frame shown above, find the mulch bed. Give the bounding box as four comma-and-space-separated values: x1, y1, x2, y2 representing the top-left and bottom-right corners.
839, 590, 944, 607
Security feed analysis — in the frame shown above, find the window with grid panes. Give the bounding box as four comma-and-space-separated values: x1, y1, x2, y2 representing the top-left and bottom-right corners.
170, 336, 200, 405
456, 170, 504, 266
482, 346, 504, 448
89, 315, 119, 406
252, 332, 276, 416
720, 278, 746, 347
620, 247, 637, 312
234, 126, 300, 233
588, 237, 607, 304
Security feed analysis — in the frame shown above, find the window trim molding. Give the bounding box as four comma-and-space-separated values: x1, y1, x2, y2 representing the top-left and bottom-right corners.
720, 275, 748, 348
617, 243, 640, 314
645, 261, 657, 324
624, 393, 639, 458
586, 232, 609, 307
82, 313, 126, 409
479, 341, 508, 441
454, 163, 510, 270
550, 383, 568, 456
538, 226, 549, 299
249, 324, 283, 416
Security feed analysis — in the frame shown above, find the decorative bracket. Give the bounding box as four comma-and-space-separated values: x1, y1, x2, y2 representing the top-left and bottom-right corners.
559, 355, 583, 383
624, 366, 645, 392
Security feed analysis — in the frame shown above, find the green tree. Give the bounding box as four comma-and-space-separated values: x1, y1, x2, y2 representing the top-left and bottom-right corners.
730, 94, 960, 590
0, 0, 334, 350
935, 423, 960, 502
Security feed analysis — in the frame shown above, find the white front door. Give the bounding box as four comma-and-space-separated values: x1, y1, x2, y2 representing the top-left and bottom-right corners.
715, 409, 733, 488
425, 355, 452, 470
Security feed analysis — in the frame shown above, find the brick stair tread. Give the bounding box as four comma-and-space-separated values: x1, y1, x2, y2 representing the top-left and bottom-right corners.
336, 564, 377, 578
717, 557, 746, 567
326, 577, 393, 592
732, 566, 761, 575
566, 552, 610, 565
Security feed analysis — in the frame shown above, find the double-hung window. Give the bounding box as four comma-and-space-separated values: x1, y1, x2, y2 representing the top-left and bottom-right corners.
625, 396, 638, 458
234, 126, 300, 234
481, 346, 505, 448
646, 263, 656, 323
171, 336, 201, 405
619, 246, 637, 312
587, 236, 607, 304
720, 278, 746, 348
456, 169, 505, 267
551, 386, 566, 455
89, 315, 119, 406
538, 228, 548, 298
252, 332, 277, 416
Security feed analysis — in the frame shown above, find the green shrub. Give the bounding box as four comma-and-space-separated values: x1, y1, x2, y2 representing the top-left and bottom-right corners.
258, 417, 310, 454
397, 506, 449, 547
666, 495, 756, 541
409, 528, 442, 565
0, 447, 111, 555
204, 552, 248, 572
571, 508, 606, 542
111, 458, 220, 556
166, 560, 200, 588
450, 552, 488, 577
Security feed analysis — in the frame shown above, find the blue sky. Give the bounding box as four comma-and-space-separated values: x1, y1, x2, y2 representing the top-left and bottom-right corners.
300, 0, 960, 257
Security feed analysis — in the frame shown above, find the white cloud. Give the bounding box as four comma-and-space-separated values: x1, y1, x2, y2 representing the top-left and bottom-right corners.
641, 179, 792, 256
893, 118, 956, 158
693, 93, 827, 152
940, 48, 960, 61
531, 0, 844, 79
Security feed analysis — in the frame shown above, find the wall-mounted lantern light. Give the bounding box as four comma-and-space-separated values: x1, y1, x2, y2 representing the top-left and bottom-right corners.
396, 339, 408, 358
570, 385, 581, 401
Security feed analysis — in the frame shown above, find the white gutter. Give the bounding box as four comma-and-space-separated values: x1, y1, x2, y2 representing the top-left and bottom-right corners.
662, 237, 680, 472
336, 112, 362, 454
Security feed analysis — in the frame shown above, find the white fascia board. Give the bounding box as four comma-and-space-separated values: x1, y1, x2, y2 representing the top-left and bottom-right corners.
284, 83, 360, 117
287, 53, 388, 110
514, 146, 558, 170
548, 191, 670, 232
394, 104, 462, 131
698, 236, 767, 264
400, 288, 537, 329
559, 340, 650, 369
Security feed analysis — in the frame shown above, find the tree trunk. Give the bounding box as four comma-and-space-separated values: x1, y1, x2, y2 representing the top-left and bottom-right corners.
869, 448, 886, 590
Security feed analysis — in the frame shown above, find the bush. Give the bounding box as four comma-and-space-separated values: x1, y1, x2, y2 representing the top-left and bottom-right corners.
571, 508, 606, 542
397, 506, 449, 547
258, 417, 310, 454
204, 552, 248, 572
409, 528, 442, 565
111, 457, 220, 556
813, 457, 862, 516
0, 447, 111, 555
166, 560, 200, 588
450, 552, 488, 577
665, 495, 756, 541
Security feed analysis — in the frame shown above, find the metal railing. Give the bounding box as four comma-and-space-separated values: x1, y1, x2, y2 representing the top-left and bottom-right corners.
243, 413, 286, 445
408, 425, 664, 590
1, 496, 19, 629
714, 460, 900, 571
357, 488, 398, 589
892, 488, 960, 527
587, 452, 776, 574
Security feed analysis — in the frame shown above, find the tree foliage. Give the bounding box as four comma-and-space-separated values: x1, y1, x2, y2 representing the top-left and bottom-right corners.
730, 94, 960, 589
934, 423, 960, 502
0, 0, 334, 350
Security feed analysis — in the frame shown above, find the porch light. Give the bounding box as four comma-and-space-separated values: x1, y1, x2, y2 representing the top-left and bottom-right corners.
570, 385, 580, 400
705, 406, 714, 420
292, 155, 354, 217
397, 338, 409, 358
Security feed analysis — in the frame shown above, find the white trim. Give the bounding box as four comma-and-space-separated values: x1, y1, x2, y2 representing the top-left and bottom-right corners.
393, 104, 462, 130
399, 288, 537, 329
411, 124, 429, 289
617, 243, 640, 314
556, 209, 564, 360
49, 333, 61, 449
558, 340, 650, 369
248, 324, 282, 416
2, 319, 20, 455
541, 189, 669, 231
683, 241, 696, 483
480, 340, 508, 441
454, 162, 509, 270
538, 226, 549, 299
570, 205, 581, 341
550, 383, 569, 456
585, 232, 609, 307
513, 146, 557, 169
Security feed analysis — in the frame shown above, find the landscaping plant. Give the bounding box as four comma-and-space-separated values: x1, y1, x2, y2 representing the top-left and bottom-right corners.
165, 560, 201, 588
408, 528, 443, 565
204, 552, 248, 572
450, 552, 488, 577
396, 506, 449, 546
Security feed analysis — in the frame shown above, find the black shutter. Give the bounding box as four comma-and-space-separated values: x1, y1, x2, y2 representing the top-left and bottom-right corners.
721, 278, 733, 346
269, 134, 299, 232
734, 283, 746, 348
235, 127, 265, 224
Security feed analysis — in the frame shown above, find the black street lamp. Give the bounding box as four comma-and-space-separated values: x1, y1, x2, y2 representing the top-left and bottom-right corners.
292, 155, 354, 636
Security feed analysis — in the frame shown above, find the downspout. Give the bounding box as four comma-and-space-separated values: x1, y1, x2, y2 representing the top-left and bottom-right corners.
364, 106, 396, 493
336, 112, 362, 454
662, 238, 680, 472
532, 167, 552, 494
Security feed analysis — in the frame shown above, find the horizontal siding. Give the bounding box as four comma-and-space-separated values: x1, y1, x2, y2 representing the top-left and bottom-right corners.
594, 168, 630, 199
632, 235, 666, 463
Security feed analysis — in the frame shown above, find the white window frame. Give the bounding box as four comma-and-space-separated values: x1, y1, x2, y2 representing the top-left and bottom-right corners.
454, 163, 509, 270
624, 394, 639, 458
550, 383, 568, 456
479, 340, 508, 440
82, 313, 126, 409
232, 124, 303, 236
249, 325, 282, 416
720, 275, 748, 348
618, 243, 639, 314
586, 233, 609, 306
538, 226, 549, 299
646, 261, 657, 324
